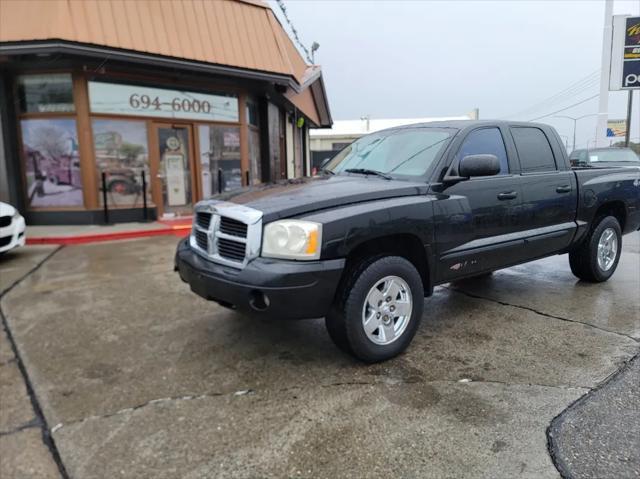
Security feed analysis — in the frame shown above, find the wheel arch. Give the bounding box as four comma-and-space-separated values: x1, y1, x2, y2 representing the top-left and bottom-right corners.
594, 200, 627, 231
341, 233, 432, 297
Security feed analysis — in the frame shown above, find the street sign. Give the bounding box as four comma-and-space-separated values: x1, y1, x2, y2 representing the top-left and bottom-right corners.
610, 16, 640, 90
606, 119, 627, 137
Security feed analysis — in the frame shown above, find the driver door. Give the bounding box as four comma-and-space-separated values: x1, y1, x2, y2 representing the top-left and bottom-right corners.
433, 126, 524, 281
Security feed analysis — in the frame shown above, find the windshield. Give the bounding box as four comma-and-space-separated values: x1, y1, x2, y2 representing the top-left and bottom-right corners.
325, 128, 453, 178
588, 149, 640, 163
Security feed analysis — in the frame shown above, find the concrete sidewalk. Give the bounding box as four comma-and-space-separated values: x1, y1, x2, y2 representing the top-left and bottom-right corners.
26, 219, 190, 245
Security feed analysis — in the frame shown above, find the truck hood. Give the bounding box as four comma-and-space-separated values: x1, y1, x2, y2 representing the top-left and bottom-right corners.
210, 175, 429, 221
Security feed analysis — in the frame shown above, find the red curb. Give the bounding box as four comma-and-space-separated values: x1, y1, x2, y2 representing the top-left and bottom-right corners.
26, 226, 190, 245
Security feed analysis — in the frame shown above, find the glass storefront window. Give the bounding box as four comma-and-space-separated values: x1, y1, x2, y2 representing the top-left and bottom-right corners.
198, 125, 242, 196
20, 118, 83, 207
248, 128, 262, 185
17, 74, 75, 113
246, 99, 260, 127
92, 119, 151, 208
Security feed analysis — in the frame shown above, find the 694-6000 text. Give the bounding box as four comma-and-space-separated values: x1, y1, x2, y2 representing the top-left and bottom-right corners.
129, 94, 212, 114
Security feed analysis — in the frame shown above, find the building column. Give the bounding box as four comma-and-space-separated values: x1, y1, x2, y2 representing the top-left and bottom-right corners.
72, 73, 98, 209
238, 92, 250, 186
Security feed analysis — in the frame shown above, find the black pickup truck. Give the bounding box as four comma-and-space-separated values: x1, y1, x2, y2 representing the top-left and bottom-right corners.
176, 120, 640, 362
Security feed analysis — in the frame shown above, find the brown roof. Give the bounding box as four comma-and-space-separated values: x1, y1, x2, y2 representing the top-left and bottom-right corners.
0, 0, 331, 126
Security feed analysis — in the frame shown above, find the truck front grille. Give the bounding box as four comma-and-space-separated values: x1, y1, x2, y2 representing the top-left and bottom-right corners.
219, 217, 248, 237
217, 237, 247, 261
190, 202, 262, 269
195, 212, 212, 230
194, 229, 208, 251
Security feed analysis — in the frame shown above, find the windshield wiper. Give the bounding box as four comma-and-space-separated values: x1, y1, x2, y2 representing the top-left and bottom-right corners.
344, 168, 392, 180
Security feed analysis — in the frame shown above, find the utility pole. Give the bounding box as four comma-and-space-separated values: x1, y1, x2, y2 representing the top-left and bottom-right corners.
553, 114, 598, 151
595, 0, 614, 147
624, 91, 633, 147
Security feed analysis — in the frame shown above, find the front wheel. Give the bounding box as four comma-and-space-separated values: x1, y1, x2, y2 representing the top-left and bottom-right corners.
569, 215, 622, 282
325, 256, 424, 362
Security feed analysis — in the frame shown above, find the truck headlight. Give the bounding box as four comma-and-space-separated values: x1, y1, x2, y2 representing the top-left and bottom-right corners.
262, 220, 322, 260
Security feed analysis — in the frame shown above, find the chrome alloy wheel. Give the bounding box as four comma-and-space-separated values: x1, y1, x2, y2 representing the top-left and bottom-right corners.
597, 227, 618, 271
362, 275, 413, 345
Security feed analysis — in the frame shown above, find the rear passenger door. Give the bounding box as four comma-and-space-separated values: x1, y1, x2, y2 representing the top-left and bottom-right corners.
510, 126, 578, 258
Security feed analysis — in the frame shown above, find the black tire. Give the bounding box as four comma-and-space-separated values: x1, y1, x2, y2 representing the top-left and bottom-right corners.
569, 215, 622, 283
325, 255, 424, 363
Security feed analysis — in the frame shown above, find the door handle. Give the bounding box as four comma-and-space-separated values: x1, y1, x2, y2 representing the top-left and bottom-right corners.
556, 185, 572, 193
497, 191, 518, 200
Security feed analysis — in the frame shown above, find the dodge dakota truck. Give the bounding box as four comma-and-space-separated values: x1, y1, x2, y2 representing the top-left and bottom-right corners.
176, 120, 640, 362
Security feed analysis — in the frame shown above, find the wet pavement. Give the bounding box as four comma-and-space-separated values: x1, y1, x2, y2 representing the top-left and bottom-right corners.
0, 245, 62, 479
549, 355, 640, 479
0, 233, 638, 478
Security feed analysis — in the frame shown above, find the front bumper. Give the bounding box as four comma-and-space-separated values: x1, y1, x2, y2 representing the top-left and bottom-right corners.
175, 239, 345, 319
0, 215, 26, 253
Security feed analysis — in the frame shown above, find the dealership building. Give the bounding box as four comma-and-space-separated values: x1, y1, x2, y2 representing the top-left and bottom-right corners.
0, 0, 331, 224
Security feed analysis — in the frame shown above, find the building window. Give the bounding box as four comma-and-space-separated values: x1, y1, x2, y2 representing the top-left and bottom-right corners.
332, 142, 351, 151
246, 99, 260, 127
17, 74, 75, 113
88, 81, 239, 122
248, 128, 261, 185
20, 118, 83, 207
92, 119, 152, 208
246, 98, 262, 185
198, 125, 242, 195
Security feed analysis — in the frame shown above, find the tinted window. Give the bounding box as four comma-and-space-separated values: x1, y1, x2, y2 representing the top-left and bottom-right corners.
511, 127, 556, 172
17, 74, 74, 113
456, 128, 509, 175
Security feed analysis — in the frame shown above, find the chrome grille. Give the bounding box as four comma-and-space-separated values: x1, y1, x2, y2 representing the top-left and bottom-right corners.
194, 229, 208, 251
195, 211, 212, 230
217, 237, 247, 261
190, 201, 262, 268
219, 217, 248, 238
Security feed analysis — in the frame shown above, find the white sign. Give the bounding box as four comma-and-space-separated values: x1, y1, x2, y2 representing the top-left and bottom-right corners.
165, 153, 187, 206
89, 81, 239, 122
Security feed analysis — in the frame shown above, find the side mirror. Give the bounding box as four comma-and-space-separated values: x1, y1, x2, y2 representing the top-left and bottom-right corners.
458, 154, 501, 177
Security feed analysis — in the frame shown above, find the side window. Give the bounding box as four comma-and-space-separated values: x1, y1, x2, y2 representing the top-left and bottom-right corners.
456, 128, 509, 175
511, 127, 557, 173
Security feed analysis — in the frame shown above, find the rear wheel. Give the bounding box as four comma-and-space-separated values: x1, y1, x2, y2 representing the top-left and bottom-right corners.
569, 215, 622, 282
325, 255, 424, 362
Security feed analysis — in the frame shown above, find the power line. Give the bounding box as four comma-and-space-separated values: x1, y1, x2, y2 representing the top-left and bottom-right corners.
275, 0, 313, 63
527, 94, 599, 122
501, 69, 600, 119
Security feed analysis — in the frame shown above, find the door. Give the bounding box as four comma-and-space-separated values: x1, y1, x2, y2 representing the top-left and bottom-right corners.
151, 123, 197, 218
434, 126, 524, 281
510, 126, 578, 258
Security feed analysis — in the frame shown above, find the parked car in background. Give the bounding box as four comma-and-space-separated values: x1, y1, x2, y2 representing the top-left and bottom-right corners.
569, 147, 640, 168
177, 121, 640, 362
0, 202, 26, 254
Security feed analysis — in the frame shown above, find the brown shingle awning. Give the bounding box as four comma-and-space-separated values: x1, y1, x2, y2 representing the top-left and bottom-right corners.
0, 0, 331, 126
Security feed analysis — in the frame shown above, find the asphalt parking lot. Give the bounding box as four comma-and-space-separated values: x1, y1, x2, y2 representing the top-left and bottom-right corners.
1, 233, 638, 479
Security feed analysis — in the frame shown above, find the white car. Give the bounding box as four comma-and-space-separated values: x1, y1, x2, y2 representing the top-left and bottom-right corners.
0, 202, 26, 254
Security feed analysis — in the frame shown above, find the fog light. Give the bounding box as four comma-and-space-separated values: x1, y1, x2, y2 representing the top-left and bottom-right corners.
249, 290, 270, 311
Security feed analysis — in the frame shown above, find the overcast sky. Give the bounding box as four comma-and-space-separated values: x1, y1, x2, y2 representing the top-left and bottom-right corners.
271, 0, 640, 149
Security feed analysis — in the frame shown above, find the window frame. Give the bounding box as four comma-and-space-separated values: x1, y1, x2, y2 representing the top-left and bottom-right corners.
443, 126, 518, 182
16, 73, 76, 116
